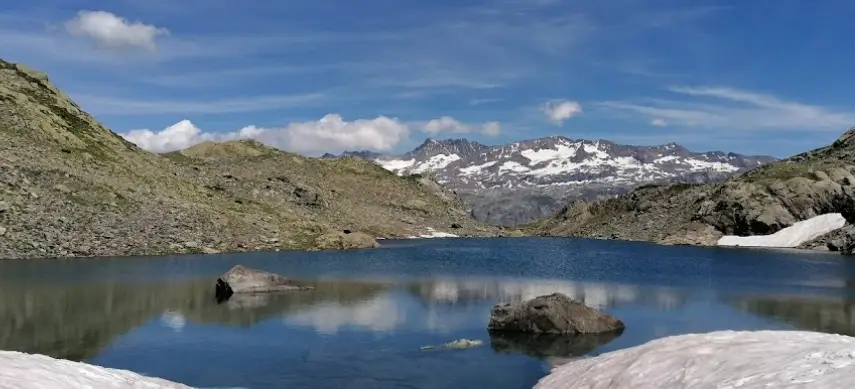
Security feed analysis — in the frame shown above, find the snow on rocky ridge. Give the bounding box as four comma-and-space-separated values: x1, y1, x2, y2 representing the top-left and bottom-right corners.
329, 137, 776, 226
334, 137, 775, 192
534, 330, 855, 389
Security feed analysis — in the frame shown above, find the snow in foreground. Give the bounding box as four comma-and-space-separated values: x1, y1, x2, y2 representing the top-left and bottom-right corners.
717, 213, 846, 248
0, 350, 191, 389
534, 330, 855, 389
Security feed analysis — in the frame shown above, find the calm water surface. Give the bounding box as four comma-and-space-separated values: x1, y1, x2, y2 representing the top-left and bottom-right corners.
2, 237, 855, 388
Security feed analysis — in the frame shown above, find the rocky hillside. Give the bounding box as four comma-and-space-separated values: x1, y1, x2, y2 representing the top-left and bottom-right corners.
0, 59, 500, 260
527, 128, 855, 247
330, 137, 775, 226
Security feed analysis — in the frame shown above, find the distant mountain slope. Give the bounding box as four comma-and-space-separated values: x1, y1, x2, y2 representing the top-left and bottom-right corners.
331, 137, 776, 226
0, 59, 500, 260
526, 127, 855, 247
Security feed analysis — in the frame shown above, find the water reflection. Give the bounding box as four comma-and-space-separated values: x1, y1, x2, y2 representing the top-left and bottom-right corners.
11, 274, 850, 369
488, 330, 624, 360
726, 294, 855, 336
0, 278, 388, 359
407, 277, 687, 310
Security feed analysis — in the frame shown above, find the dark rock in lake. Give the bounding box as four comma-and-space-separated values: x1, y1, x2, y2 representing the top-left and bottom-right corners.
214, 265, 312, 303
488, 328, 623, 360
488, 293, 624, 334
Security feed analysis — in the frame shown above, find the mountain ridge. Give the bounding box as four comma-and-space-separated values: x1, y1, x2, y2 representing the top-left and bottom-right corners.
330, 136, 777, 226
526, 126, 855, 249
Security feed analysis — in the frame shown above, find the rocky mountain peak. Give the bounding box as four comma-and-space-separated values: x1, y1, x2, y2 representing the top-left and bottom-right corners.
332, 135, 777, 226
411, 138, 489, 159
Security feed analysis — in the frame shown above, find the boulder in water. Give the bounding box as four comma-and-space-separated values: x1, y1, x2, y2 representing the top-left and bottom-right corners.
488, 293, 624, 334
215, 265, 312, 302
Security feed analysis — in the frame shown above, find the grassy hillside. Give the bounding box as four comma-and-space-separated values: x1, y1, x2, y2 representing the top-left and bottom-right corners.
0, 59, 501, 259
527, 128, 855, 246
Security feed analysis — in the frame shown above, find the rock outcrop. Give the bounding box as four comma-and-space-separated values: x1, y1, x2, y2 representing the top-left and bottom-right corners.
214, 265, 311, 301
529, 127, 855, 248
488, 293, 625, 334
798, 224, 855, 253
0, 58, 503, 260
311, 231, 379, 250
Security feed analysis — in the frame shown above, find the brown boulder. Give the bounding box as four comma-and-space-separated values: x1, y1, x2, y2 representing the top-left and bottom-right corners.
488, 293, 625, 334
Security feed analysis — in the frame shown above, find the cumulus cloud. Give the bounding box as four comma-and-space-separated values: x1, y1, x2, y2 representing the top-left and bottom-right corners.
119, 114, 410, 155
650, 118, 668, 127
64, 10, 169, 51
542, 100, 582, 124
598, 86, 855, 131
421, 116, 502, 136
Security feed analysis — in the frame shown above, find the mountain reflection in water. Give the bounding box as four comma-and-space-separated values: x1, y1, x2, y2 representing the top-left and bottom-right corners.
4, 273, 855, 380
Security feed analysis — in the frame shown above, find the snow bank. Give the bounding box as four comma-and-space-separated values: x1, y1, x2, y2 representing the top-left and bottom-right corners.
717, 213, 846, 248
406, 227, 459, 239
0, 350, 191, 388
534, 330, 855, 389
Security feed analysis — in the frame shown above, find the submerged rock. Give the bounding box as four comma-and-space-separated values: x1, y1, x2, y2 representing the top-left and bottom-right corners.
441, 339, 484, 349
488, 293, 625, 334
214, 265, 312, 302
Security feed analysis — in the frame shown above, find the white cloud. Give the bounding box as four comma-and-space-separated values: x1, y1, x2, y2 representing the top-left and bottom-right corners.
119, 114, 410, 155
482, 121, 501, 136
421, 116, 502, 136
64, 10, 169, 51
597, 86, 855, 131
542, 100, 582, 124
650, 118, 668, 127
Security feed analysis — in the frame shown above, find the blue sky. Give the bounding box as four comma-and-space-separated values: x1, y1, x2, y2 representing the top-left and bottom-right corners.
3, 0, 855, 157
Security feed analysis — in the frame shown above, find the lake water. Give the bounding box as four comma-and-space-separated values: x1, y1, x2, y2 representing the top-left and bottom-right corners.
1, 237, 855, 388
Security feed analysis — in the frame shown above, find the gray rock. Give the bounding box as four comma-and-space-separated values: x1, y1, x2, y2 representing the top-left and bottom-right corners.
214, 265, 312, 301
201, 247, 220, 254
182, 241, 199, 249
53, 184, 71, 194
488, 293, 625, 334
0, 226, 6, 236
0, 201, 9, 213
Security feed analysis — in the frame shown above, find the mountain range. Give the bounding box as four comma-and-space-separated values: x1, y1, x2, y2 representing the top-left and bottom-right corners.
328, 137, 777, 226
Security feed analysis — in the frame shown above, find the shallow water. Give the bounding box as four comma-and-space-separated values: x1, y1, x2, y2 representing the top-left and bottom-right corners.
1, 237, 854, 388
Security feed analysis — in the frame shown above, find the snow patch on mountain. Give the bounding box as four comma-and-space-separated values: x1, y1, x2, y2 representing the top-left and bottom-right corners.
718, 213, 846, 248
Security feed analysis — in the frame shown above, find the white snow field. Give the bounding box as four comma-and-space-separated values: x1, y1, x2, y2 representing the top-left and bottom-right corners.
717, 213, 846, 248
0, 350, 191, 389
534, 330, 855, 389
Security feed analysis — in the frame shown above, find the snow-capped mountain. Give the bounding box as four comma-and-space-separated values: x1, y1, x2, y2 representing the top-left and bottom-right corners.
328, 137, 777, 226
